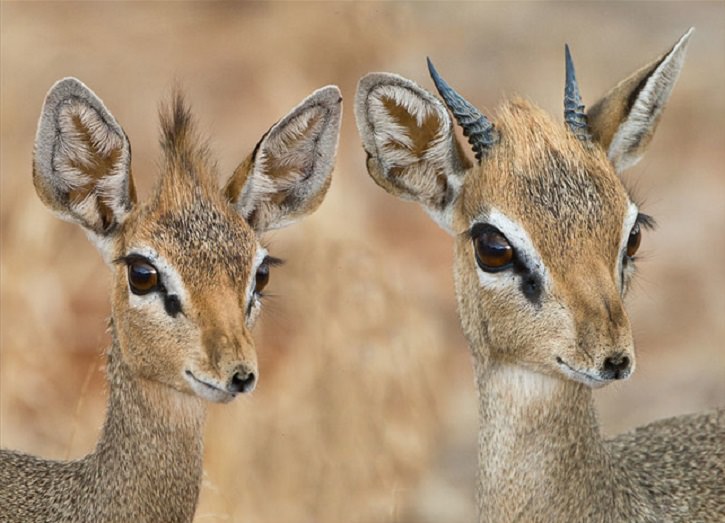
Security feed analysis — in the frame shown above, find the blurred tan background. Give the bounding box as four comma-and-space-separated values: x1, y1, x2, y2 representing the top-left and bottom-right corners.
1, 2, 723, 522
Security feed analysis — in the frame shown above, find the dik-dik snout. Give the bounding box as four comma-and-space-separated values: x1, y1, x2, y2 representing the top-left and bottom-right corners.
202, 327, 257, 386
189, 292, 262, 401
554, 265, 636, 387
187, 325, 259, 401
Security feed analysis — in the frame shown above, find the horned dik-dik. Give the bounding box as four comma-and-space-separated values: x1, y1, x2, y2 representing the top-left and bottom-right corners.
0, 78, 342, 522
355, 29, 724, 522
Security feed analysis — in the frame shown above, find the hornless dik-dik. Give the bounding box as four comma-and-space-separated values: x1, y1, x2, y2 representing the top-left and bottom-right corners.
355, 29, 724, 522
0, 78, 341, 522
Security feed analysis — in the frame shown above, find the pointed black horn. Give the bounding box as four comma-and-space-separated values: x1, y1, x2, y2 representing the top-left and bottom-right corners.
427, 57, 498, 162
564, 44, 590, 141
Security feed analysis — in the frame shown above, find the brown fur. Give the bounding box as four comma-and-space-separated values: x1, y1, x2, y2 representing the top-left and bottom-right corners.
0, 78, 341, 522
455, 100, 633, 375
355, 31, 724, 522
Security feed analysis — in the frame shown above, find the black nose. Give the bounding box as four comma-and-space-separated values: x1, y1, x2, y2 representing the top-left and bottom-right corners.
228, 368, 257, 394
601, 353, 631, 380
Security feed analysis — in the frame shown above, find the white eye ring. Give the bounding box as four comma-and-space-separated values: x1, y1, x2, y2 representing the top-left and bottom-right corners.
470, 209, 550, 295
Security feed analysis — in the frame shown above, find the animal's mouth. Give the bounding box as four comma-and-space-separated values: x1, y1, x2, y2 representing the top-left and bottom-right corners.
555, 357, 608, 388
184, 370, 235, 403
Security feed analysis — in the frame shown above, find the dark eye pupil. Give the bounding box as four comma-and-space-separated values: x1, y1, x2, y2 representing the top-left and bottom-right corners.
128, 261, 158, 295
131, 265, 153, 283
627, 224, 641, 258
474, 229, 514, 271
255, 265, 270, 294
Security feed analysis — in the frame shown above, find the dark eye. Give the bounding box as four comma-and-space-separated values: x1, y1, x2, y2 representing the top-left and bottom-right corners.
473, 226, 514, 272
254, 263, 270, 295
127, 260, 159, 295
626, 223, 641, 258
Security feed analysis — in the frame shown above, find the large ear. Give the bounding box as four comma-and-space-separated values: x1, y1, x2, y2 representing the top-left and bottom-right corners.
33, 77, 136, 255
354, 73, 471, 233
225, 86, 342, 233
587, 28, 693, 173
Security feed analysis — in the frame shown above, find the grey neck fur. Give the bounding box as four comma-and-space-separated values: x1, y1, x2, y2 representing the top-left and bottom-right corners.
474, 354, 657, 523
0, 332, 206, 523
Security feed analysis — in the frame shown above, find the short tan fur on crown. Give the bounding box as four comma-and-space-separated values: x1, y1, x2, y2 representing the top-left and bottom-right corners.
0, 79, 342, 522
355, 28, 724, 522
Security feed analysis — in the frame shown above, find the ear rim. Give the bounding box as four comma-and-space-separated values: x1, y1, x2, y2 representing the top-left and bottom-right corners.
588, 28, 693, 173
229, 84, 342, 234
354, 72, 466, 234
33, 77, 134, 232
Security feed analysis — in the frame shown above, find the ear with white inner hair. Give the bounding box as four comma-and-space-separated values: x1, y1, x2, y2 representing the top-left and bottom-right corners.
33, 77, 136, 260
225, 86, 342, 233
354, 72, 471, 234
587, 28, 693, 173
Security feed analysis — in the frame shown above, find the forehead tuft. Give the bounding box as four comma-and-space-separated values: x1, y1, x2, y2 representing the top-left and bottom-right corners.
157, 196, 255, 282
126, 184, 257, 287
462, 99, 629, 262
118, 89, 258, 288
157, 89, 220, 194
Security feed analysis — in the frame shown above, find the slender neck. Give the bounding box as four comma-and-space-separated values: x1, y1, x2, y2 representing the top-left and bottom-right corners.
473, 354, 619, 521
88, 338, 207, 520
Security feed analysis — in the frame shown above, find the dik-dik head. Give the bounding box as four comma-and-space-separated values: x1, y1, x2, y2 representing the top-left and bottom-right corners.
33, 79, 341, 402
355, 30, 691, 387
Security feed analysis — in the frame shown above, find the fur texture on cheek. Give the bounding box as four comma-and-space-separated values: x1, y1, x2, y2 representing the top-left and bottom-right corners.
112, 281, 196, 392
453, 243, 492, 362
454, 239, 575, 374
477, 287, 544, 365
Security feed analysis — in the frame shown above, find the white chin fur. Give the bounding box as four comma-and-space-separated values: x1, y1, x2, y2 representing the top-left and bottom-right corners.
556, 360, 611, 389
184, 371, 235, 403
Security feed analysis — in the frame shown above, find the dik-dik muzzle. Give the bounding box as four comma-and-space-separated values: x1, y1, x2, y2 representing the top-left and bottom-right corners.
553, 264, 636, 387
185, 286, 262, 402
188, 326, 258, 400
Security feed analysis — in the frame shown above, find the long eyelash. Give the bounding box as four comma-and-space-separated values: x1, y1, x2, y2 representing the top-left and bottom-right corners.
113, 254, 152, 265
264, 255, 285, 267
249, 257, 284, 308
468, 223, 499, 239
636, 213, 657, 230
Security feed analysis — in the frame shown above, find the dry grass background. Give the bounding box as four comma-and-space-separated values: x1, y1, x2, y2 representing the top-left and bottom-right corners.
1, 2, 724, 522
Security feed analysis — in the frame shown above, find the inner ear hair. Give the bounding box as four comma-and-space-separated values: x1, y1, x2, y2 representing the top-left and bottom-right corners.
33, 77, 135, 237
226, 85, 342, 233
355, 72, 469, 233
